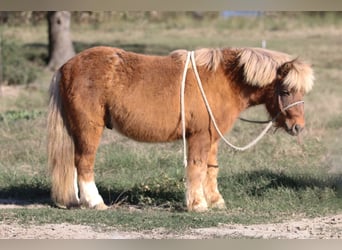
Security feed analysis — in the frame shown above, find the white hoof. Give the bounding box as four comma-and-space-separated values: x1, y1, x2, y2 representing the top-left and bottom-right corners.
79, 180, 105, 209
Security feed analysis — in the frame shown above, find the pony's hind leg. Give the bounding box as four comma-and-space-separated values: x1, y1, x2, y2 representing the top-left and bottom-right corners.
203, 141, 226, 209
74, 125, 107, 210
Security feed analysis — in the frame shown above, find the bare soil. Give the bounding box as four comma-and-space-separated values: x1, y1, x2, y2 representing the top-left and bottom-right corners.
1, 202, 342, 239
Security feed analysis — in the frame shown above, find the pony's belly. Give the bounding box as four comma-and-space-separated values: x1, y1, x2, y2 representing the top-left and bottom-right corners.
109, 115, 181, 143
116, 126, 181, 143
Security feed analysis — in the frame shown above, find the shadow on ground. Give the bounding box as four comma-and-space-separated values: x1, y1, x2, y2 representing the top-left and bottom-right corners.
1, 169, 341, 209
225, 169, 342, 197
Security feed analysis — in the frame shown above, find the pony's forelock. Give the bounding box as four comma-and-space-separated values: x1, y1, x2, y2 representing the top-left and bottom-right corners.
283, 60, 315, 93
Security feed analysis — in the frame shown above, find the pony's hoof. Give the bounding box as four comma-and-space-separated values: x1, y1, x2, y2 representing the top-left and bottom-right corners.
94, 202, 109, 210
192, 204, 208, 212
210, 199, 226, 210
189, 200, 208, 212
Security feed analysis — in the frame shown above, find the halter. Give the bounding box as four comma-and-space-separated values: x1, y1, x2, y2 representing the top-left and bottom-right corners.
180, 51, 304, 167
239, 100, 304, 124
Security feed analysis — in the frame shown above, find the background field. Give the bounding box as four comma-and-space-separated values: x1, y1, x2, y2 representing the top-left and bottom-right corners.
0, 12, 342, 236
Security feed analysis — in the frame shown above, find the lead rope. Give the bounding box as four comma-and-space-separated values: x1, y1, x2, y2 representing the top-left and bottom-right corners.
180, 51, 304, 167
180, 52, 192, 167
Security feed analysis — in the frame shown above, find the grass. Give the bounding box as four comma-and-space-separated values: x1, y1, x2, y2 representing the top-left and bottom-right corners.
1, 12, 342, 234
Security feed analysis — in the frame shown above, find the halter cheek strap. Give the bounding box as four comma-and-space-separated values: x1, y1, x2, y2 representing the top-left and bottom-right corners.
278, 95, 286, 115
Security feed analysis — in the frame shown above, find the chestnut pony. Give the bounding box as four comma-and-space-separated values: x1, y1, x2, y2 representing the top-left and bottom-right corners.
48, 46, 314, 212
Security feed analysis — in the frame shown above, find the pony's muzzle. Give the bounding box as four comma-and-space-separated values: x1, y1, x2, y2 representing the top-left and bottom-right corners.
293, 124, 304, 135
287, 124, 304, 136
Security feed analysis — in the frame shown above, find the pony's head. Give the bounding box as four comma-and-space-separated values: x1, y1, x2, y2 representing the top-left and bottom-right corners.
266, 60, 311, 136
237, 48, 314, 136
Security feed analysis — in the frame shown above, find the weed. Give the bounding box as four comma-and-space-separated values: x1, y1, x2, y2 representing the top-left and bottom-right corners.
1, 39, 41, 85
0, 110, 43, 122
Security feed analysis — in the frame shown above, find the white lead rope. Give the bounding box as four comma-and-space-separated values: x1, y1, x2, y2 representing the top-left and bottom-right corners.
180, 51, 304, 167
180, 52, 192, 167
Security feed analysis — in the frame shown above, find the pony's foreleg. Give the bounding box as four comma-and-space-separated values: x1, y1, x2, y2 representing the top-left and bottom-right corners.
203, 141, 226, 210
186, 134, 210, 212
75, 126, 107, 210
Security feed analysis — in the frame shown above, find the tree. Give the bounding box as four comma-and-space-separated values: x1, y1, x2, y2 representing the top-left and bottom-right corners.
47, 11, 75, 71
0, 31, 3, 95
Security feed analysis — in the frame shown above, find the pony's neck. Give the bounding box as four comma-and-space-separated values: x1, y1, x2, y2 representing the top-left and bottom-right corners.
221, 50, 275, 112
248, 85, 273, 108
233, 82, 273, 111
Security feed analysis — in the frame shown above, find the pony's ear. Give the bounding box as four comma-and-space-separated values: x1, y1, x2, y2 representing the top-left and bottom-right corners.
277, 61, 294, 79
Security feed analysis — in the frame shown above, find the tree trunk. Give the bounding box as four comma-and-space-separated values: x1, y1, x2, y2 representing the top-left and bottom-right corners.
0, 32, 3, 96
47, 11, 75, 71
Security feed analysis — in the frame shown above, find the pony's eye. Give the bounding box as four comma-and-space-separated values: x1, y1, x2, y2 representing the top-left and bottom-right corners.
280, 90, 290, 96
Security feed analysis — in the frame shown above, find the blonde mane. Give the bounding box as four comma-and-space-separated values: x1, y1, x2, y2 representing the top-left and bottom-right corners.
170, 48, 223, 71
237, 48, 314, 93
171, 47, 314, 93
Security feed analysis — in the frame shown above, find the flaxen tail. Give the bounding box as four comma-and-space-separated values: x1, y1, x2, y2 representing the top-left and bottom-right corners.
47, 70, 78, 208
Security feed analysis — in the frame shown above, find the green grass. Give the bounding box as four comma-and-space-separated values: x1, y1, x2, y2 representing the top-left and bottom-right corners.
1, 12, 342, 233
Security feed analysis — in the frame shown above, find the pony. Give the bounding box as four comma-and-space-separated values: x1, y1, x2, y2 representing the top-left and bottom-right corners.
47, 46, 314, 212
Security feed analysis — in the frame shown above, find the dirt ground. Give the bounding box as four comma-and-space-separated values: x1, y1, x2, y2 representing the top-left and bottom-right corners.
1, 203, 342, 239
